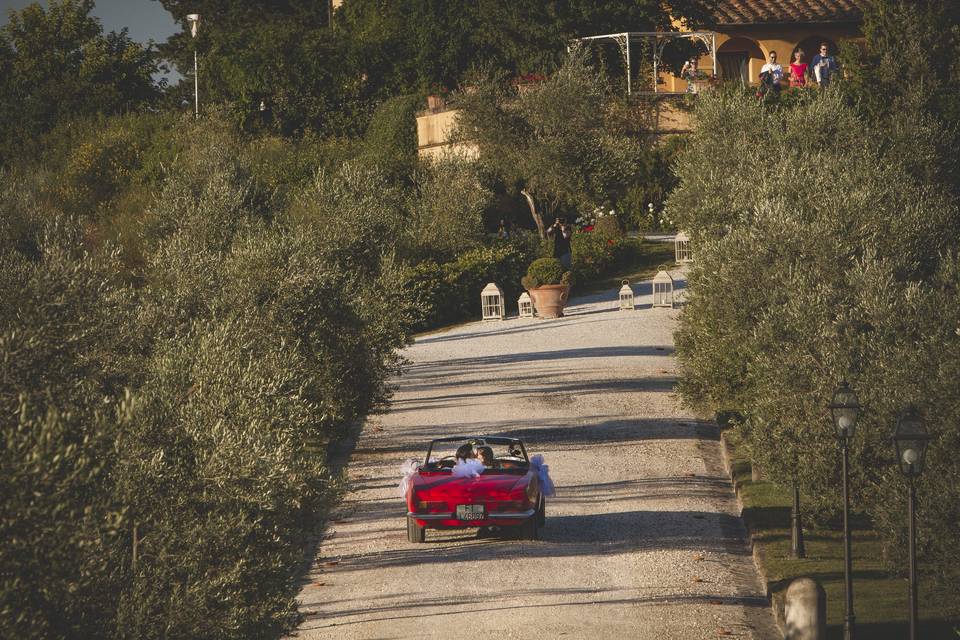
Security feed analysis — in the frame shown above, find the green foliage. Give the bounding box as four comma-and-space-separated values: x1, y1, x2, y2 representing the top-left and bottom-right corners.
454, 48, 652, 236
840, 0, 960, 191
46, 113, 184, 222
336, 0, 717, 99
406, 160, 491, 261
159, 0, 364, 136
618, 136, 685, 231
359, 94, 419, 181
0, 206, 139, 639
522, 257, 566, 288
570, 231, 632, 284
0, 123, 413, 638
669, 89, 960, 601
437, 242, 533, 326
0, 0, 161, 165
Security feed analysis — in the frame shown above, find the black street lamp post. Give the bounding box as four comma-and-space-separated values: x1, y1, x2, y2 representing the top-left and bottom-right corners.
829, 381, 861, 640
791, 480, 805, 558
893, 406, 932, 640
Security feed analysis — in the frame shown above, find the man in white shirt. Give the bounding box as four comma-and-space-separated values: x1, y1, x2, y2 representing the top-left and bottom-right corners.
759, 50, 783, 95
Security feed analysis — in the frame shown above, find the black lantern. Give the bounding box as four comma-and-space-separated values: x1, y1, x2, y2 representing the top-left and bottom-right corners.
893, 406, 931, 477
893, 405, 932, 640
829, 381, 861, 439
828, 381, 861, 640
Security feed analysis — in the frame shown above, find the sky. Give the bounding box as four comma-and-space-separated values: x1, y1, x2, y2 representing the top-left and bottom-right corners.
0, 0, 180, 45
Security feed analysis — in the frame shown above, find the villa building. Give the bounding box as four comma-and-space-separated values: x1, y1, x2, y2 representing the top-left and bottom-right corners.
415, 0, 866, 154
664, 0, 865, 93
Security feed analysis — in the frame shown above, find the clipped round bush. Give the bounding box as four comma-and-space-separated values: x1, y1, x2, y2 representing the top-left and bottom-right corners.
521, 257, 566, 289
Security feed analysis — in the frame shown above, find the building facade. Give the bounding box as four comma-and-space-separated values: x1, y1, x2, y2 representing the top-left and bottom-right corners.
663, 0, 864, 93
416, 0, 865, 153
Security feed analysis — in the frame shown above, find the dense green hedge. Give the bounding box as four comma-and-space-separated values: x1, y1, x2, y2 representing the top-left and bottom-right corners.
0, 120, 414, 639
669, 89, 960, 604
404, 241, 536, 331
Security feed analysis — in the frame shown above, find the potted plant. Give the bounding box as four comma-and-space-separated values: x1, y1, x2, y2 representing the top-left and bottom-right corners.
521, 257, 572, 319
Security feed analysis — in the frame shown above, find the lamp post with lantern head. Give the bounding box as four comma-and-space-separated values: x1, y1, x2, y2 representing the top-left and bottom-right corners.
893, 406, 932, 640
829, 381, 861, 640
187, 14, 200, 118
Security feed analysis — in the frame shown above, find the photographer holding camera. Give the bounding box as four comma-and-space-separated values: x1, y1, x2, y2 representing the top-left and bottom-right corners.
547, 217, 572, 269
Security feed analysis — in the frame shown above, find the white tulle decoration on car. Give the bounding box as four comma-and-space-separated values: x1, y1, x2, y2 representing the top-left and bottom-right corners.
451, 458, 485, 478
530, 454, 556, 496
398, 459, 420, 498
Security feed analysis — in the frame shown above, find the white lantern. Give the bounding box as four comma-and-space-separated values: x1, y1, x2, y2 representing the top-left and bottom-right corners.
481, 282, 505, 320
652, 267, 675, 308
618, 280, 635, 310
675, 231, 692, 263
518, 291, 534, 318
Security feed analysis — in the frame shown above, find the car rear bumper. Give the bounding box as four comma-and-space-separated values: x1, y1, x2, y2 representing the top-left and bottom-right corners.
408, 508, 535, 528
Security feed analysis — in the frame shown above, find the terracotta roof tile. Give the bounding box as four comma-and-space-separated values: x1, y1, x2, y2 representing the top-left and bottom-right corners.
714, 0, 865, 24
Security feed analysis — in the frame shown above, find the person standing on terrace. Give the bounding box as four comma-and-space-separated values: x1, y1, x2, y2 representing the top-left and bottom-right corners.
811, 43, 838, 87
759, 50, 784, 95
790, 49, 809, 87
681, 57, 700, 94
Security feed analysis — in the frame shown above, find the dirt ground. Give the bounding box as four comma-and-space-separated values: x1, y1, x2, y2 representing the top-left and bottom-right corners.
289, 276, 779, 640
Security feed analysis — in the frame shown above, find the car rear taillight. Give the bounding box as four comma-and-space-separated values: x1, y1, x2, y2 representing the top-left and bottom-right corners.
416, 500, 447, 512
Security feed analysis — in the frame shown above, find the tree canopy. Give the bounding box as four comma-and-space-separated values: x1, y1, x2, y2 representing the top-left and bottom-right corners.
155, 0, 717, 135
454, 48, 648, 236
0, 0, 160, 165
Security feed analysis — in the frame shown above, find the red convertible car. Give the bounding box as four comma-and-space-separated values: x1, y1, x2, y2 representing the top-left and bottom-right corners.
403, 436, 546, 542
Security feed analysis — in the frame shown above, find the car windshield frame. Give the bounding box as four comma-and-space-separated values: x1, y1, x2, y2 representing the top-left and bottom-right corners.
423, 436, 529, 469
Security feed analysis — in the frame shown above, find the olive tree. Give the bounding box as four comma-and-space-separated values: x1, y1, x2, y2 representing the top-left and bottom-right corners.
453, 48, 646, 237
669, 88, 960, 595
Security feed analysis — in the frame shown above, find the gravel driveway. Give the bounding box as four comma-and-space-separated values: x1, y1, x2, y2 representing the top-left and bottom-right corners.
290, 274, 779, 640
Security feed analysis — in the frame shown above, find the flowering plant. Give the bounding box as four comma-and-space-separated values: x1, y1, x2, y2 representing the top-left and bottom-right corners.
512, 73, 546, 85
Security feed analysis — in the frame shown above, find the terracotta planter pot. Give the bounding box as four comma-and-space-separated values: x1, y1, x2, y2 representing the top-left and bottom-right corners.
527, 284, 570, 319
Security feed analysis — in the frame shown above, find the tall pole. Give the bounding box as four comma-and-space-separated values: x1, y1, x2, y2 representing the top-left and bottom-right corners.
625, 33, 632, 96
187, 14, 200, 118
791, 482, 805, 558
908, 477, 918, 640
712, 32, 717, 80
842, 438, 856, 640
194, 49, 199, 118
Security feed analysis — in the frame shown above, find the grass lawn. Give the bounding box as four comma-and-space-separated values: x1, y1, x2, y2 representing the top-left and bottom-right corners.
723, 430, 959, 639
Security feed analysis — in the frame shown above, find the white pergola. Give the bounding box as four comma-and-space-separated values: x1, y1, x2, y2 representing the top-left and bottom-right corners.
575, 31, 717, 95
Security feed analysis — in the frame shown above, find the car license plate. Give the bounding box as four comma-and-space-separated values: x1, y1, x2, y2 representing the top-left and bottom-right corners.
456, 504, 485, 520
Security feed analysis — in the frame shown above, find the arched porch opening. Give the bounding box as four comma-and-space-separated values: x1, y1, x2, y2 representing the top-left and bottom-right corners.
717, 37, 765, 87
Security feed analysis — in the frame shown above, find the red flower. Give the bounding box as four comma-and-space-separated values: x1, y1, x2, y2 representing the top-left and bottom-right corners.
607, 239, 615, 245
583, 225, 594, 232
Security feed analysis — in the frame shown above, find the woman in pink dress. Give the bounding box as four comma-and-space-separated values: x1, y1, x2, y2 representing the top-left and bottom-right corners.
790, 49, 809, 87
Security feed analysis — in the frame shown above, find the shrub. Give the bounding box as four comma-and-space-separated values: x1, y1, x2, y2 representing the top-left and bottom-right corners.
521, 257, 566, 289
569, 231, 638, 284
442, 243, 531, 319
593, 214, 621, 238
668, 88, 960, 601
0, 206, 137, 640
406, 160, 491, 262
0, 123, 416, 639
359, 94, 419, 181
